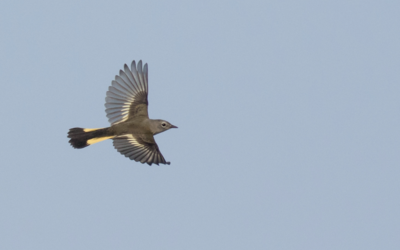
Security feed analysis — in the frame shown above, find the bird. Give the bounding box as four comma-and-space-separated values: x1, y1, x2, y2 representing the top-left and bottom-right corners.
68, 60, 177, 165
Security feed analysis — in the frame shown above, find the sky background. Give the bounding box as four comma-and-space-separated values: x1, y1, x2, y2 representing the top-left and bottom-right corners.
1, 0, 399, 249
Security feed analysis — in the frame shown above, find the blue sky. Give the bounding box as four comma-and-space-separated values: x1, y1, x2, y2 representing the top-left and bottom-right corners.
1, 0, 399, 249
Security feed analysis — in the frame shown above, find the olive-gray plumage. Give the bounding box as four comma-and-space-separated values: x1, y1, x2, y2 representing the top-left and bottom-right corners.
68, 60, 177, 165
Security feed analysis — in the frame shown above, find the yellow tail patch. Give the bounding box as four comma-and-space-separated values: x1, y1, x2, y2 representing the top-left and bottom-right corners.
83, 128, 102, 132
87, 136, 114, 145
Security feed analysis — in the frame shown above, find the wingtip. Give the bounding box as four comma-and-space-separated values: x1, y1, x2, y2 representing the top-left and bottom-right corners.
131, 60, 136, 70
123, 64, 130, 74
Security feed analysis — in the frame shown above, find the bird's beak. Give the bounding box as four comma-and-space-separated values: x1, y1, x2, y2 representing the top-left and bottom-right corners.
170, 125, 178, 128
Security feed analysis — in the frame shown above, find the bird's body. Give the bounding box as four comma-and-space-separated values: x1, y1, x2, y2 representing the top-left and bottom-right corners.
111, 119, 152, 135
68, 60, 177, 165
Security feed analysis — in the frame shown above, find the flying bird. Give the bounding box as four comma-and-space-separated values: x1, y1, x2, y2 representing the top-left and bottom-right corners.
68, 60, 177, 165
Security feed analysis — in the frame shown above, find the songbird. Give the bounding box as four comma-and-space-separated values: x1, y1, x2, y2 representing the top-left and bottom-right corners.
68, 60, 177, 165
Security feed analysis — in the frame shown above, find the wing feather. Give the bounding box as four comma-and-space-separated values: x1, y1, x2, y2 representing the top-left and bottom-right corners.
105, 60, 149, 125
113, 134, 170, 165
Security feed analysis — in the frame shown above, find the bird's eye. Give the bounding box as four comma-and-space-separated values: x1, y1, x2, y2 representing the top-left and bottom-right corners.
161, 123, 166, 127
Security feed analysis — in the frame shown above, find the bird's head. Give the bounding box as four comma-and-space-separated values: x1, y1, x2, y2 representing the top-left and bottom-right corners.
150, 119, 178, 135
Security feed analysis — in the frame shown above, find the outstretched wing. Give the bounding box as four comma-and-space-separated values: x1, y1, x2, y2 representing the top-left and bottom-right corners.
105, 60, 149, 125
113, 134, 170, 165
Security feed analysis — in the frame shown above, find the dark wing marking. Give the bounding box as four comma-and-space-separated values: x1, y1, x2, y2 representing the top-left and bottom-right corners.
113, 134, 170, 165
105, 60, 149, 125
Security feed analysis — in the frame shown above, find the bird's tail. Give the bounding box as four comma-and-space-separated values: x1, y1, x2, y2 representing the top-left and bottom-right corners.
68, 127, 113, 149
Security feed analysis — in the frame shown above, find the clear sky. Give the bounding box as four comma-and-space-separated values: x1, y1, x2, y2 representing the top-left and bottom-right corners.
1, 0, 399, 249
